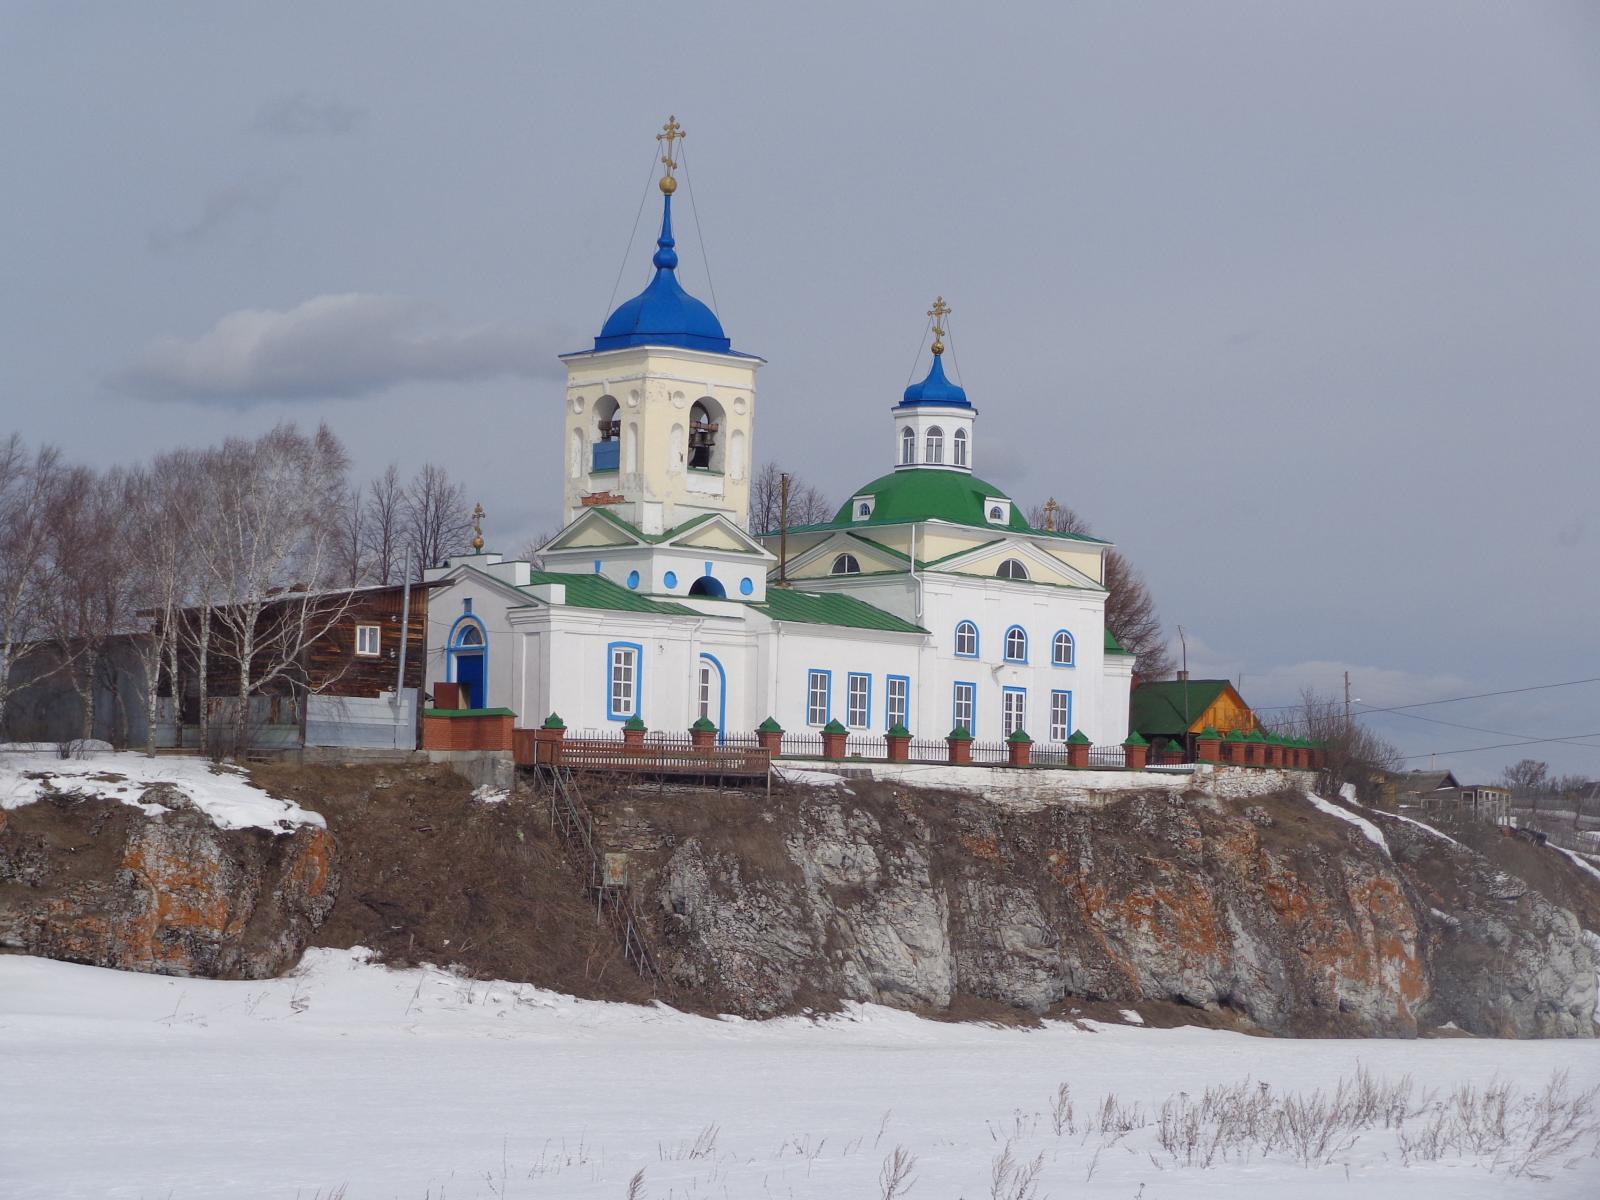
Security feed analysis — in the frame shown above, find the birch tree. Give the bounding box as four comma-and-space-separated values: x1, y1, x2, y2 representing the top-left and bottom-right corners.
127, 455, 197, 754
195, 423, 354, 754
402, 463, 472, 576
0, 436, 67, 733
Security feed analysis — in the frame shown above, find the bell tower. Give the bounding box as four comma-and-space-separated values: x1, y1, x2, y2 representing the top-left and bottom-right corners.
892, 296, 977, 473
558, 118, 763, 536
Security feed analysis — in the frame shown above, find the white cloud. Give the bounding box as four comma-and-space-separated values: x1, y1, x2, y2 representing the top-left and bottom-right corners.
115, 293, 566, 404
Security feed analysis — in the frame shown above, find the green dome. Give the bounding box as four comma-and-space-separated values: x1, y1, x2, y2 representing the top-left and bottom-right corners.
834, 469, 1030, 532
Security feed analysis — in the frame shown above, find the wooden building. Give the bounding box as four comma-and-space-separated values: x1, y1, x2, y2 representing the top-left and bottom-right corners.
1128, 677, 1258, 758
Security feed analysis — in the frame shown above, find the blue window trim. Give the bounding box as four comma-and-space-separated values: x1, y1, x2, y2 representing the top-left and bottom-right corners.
605, 640, 643, 722
699, 652, 727, 745
805, 668, 832, 727
846, 671, 872, 730
1002, 685, 1028, 735
445, 613, 488, 700
885, 674, 911, 730
951, 679, 977, 737
954, 619, 980, 659
1003, 625, 1028, 664
1051, 629, 1076, 667
1049, 689, 1073, 742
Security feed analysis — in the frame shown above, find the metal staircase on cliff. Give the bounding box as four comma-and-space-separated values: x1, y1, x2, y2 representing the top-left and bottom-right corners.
541, 767, 665, 993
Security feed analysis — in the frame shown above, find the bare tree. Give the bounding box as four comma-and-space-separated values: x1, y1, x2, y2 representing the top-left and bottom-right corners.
1028, 499, 1174, 679
193, 423, 355, 753
749, 461, 832, 534
519, 529, 558, 571
333, 484, 368, 588
0, 436, 66, 732
126, 455, 198, 754
402, 463, 473, 576
1269, 686, 1403, 799
362, 463, 405, 585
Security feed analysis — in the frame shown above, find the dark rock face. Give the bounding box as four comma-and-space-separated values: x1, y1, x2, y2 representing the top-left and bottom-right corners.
0, 794, 336, 979
629, 786, 1596, 1037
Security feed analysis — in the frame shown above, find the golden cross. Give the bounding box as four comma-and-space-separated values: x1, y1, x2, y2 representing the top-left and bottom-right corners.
928, 295, 951, 355
470, 502, 486, 552
1042, 497, 1061, 533
657, 115, 685, 190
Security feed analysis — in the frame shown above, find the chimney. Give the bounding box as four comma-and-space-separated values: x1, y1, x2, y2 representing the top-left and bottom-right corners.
1177, 669, 1190, 682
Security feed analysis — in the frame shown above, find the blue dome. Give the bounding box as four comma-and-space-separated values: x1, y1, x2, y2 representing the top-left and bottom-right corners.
595, 195, 731, 353
898, 354, 969, 407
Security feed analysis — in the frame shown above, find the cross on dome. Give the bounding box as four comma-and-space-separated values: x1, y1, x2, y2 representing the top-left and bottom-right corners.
657, 115, 685, 194
928, 296, 950, 356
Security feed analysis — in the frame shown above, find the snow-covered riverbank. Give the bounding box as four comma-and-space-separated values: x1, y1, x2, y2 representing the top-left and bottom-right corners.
2, 949, 1597, 1199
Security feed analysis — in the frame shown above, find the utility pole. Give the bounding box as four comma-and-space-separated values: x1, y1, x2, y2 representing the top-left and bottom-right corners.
777, 473, 790, 587
1344, 670, 1352, 728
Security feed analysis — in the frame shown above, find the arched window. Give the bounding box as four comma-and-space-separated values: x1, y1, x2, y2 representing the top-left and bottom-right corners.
595, 395, 620, 441
925, 426, 944, 465
953, 427, 968, 467
688, 575, 726, 597
688, 399, 722, 470
1052, 630, 1075, 666
1004, 626, 1028, 662
900, 426, 916, 465
954, 620, 978, 657
996, 558, 1029, 581
830, 554, 861, 575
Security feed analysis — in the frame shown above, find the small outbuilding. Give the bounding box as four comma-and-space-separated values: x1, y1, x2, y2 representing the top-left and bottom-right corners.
1128, 677, 1258, 759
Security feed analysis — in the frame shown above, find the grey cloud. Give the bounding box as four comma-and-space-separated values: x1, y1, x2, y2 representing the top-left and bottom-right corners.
114, 293, 566, 404
252, 92, 366, 137
147, 176, 289, 253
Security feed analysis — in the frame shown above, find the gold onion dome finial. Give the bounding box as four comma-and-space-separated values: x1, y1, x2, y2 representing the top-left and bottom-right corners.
928, 295, 951, 356
657, 115, 685, 194
470, 502, 486, 552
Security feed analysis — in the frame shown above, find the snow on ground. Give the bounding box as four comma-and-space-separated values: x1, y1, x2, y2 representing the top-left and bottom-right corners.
0, 746, 322, 831
1556, 845, 1600, 886
2, 950, 1597, 1199
1306, 786, 1391, 854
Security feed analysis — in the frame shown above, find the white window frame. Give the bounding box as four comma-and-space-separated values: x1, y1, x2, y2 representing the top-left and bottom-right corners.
1052, 630, 1075, 666
807, 669, 830, 726
1050, 690, 1071, 742
609, 645, 639, 718
355, 624, 381, 657
886, 675, 909, 730
954, 620, 978, 657
697, 662, 712, 720
953, 427, 968, 467
925, 426, 944, 464
1002, 687, 1026, 737
1004, 626, 1027, 663
952, 682, 976, 736
846, 672, 870, 729
899, 426, 916, 464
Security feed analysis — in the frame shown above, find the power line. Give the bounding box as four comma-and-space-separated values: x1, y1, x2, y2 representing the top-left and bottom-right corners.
1254, 675, 1600, 715
602, 141, 665, 328
1361, 703, 1600, 752
677, 140, 721, 319
1400, 731, 1600, 761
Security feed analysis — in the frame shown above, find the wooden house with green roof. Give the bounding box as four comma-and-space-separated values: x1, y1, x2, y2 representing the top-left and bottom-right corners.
1128, 678, 1258, 757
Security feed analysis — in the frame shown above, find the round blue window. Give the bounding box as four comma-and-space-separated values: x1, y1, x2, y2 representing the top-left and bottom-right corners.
626, 570, 640, 590
663, 570, 678, 589
739, 577, 754, 596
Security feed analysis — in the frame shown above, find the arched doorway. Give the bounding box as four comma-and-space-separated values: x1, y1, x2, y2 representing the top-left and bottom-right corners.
449, 618, 487, 709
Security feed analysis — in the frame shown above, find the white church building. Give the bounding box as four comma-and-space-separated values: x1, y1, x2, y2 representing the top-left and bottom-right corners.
422, 123, 1134, 746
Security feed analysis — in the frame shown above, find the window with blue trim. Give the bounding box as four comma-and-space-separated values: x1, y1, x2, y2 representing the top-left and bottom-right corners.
1052, 630, 1075, 666
952, 682, 976, 736
607, 643, 640, 719
806, 670, 830, 726
1002, 687, 1027, 737
846, 673, 870, 729
954, 620, 978, 657
1004, 626, 1028, 663
1050, 690, 1072, 742
886, 675, 910, 731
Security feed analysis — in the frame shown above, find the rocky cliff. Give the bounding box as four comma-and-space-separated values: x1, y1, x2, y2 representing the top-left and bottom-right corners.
588, 780, 1597, 1038
0, 786, 336, 978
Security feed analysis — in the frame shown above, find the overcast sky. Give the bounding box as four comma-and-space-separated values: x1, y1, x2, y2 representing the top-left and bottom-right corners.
3, 2, 1598, 781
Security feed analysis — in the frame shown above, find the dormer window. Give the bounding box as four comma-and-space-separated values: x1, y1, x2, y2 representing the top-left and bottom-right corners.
996, 558, 1029, 581
899, 426, 916, 465
830, 554, 861, 575
925, 426, 944, 464
984, 497, 1012, 526
953, 427, 968, 467
852, 494, 877, 521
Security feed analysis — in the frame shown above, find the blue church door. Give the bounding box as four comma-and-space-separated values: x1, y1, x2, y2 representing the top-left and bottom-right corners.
455, 654, 485, 709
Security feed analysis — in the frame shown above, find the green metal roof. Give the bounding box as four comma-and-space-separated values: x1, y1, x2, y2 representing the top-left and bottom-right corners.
756, 587, 927, 634
1129, 679, 1236, 738
522, 571, 697, 615
590, 508, 716, 544
768, 468, 1107, 542
1104, 629, 1132, 655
